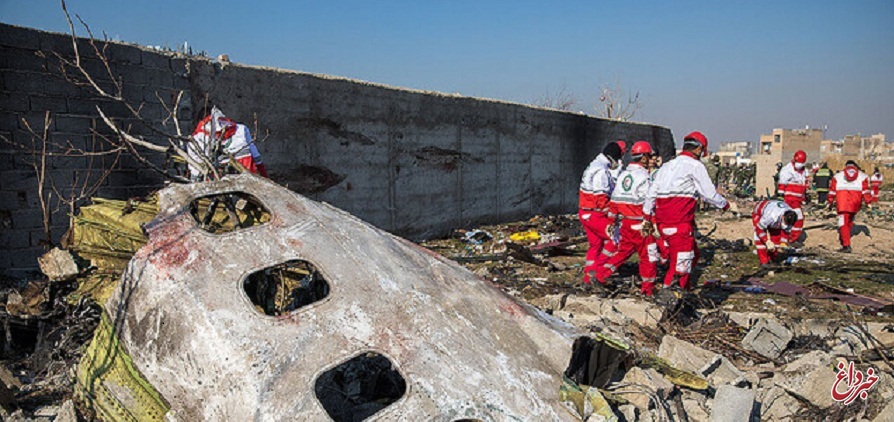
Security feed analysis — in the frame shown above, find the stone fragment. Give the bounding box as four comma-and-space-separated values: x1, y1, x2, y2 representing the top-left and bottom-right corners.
617, 404, 637, 422
759, 386, 801, 421
37, 247, 79, 281
725, 312, 773, 329
775, 351, 840, 408
682, 396, 710, 421
874, 398, 894, 422
618, 367, 674, 410
658, 335, 716, 374
698, 354, 746, 386
612, 299, 663, 329
742, 318, 792, 359
55, 400, 78, 422
710, 385, 755, 422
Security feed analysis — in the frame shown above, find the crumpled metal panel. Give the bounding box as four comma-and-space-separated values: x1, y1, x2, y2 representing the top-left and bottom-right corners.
106, 174, 581, 420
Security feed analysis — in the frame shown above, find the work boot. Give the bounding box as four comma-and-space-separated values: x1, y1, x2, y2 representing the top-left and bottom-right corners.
838, 246, 852, 253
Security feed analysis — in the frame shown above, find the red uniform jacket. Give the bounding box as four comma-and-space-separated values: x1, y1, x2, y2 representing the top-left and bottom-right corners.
829, 165, 871, 214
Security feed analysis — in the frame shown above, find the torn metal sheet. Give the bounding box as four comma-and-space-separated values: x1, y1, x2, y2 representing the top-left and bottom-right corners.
97, 174, 585, 421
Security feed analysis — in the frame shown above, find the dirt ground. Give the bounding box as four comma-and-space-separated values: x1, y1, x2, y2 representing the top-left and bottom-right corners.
421, 197, 894, 323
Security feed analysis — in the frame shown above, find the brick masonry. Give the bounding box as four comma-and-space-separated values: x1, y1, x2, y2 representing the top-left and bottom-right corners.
0, 23, 674, 278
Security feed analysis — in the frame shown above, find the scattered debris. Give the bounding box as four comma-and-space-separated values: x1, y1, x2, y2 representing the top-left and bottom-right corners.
710, 385, 755, 422
741, 317, 793, 360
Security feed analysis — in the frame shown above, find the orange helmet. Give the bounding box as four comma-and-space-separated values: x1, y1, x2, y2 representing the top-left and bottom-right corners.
683, 131, 708, 157
631, 141, 653, 157
793, 150, 807, 164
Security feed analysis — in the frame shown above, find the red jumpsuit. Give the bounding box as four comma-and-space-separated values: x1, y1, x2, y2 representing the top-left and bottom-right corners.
828, 166, 872, 248
644, 151, 728, 289
191, 114, 269, 178
594, 163, 658, 295
579, 154, 618, 283
870, 173, 883, 203
777, 162, 808, 243
752, 200, 793, 265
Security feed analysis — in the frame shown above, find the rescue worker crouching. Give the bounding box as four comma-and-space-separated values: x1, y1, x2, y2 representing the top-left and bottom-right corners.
644, 131, 733, 290
828, 160, 872, 253
579, 141, 626, 284
777, 150, 808, 246
189, 107, 269, 180
593, 141, 660, 295
751, 200, 798, 268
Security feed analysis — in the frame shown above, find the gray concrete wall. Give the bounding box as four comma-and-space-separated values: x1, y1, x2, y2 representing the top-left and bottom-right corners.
188, 62, 674, 239
0, 22, 674, 277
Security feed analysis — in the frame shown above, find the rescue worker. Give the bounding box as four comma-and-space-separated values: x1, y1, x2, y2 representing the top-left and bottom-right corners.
593, 141, 659, 295
579, 141, 625, 284
814, 162, 832, 204
189, 107, 268, 179
705, 155, 722, 187
871, 167, 884, 203
772, 162, 783, 197
751, 199, 798, 267
828, 160, 872, 253
644, 131, 732, 290
777, 150, 808, 245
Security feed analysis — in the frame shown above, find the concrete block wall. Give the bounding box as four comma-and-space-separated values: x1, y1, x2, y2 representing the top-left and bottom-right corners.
0, 23, 674, 277
188, 63, 674, 239
0, 23, 188, 278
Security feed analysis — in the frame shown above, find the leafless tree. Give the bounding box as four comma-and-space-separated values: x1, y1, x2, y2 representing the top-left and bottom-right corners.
533, 86, 577, 111
596, 77, 643, 121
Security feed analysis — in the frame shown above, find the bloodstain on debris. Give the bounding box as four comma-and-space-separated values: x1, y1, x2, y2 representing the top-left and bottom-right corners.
143, 216, 195, 271
276, 313, 301, 325
499, 300, 525, 318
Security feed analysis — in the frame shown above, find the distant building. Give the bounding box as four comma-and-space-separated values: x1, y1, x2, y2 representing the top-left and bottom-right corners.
822, 133, 891, 162
754, 128, 827, 198
716, 141, 752, 165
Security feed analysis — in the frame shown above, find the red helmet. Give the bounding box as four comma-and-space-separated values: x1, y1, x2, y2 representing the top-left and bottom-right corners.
793, 150, 807, 164
615, 140, 627, 155
683, 131, 708, 157
631, 141, 653, 156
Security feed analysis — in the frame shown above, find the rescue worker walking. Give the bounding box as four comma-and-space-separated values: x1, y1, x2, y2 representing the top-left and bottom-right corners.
751, 200, 798, 267
579, 141, 625, 284
777, 150, 809, 245
828, 160, 872, 253
644, 131, 731, 290
189, 107, 268, 179
871, 167, 884, 203
814, 162, 832, 204
593, 141, 659, 295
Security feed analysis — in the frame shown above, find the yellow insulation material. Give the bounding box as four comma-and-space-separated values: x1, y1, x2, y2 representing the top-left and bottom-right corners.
66, 197, 157, 303
75, 312, 169, 421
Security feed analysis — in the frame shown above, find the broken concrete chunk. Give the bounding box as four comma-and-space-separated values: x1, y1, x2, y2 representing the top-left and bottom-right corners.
742, 317, 792, 360
37, 247, 79, 282
874, 398, 894, 422
725, 311, 773, 329
682, 395, 710, 422
659, 335, 717, 374
698, 354, 746, 386
54, 400, 78, 422
759, 386, 802, 422
710, 385, 755, 422
776, 351, 839, 408
618, 367, 674, 410
612, 298, 663, 329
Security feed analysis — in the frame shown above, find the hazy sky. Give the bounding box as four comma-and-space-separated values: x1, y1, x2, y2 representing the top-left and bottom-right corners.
2, 0, 892, 146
